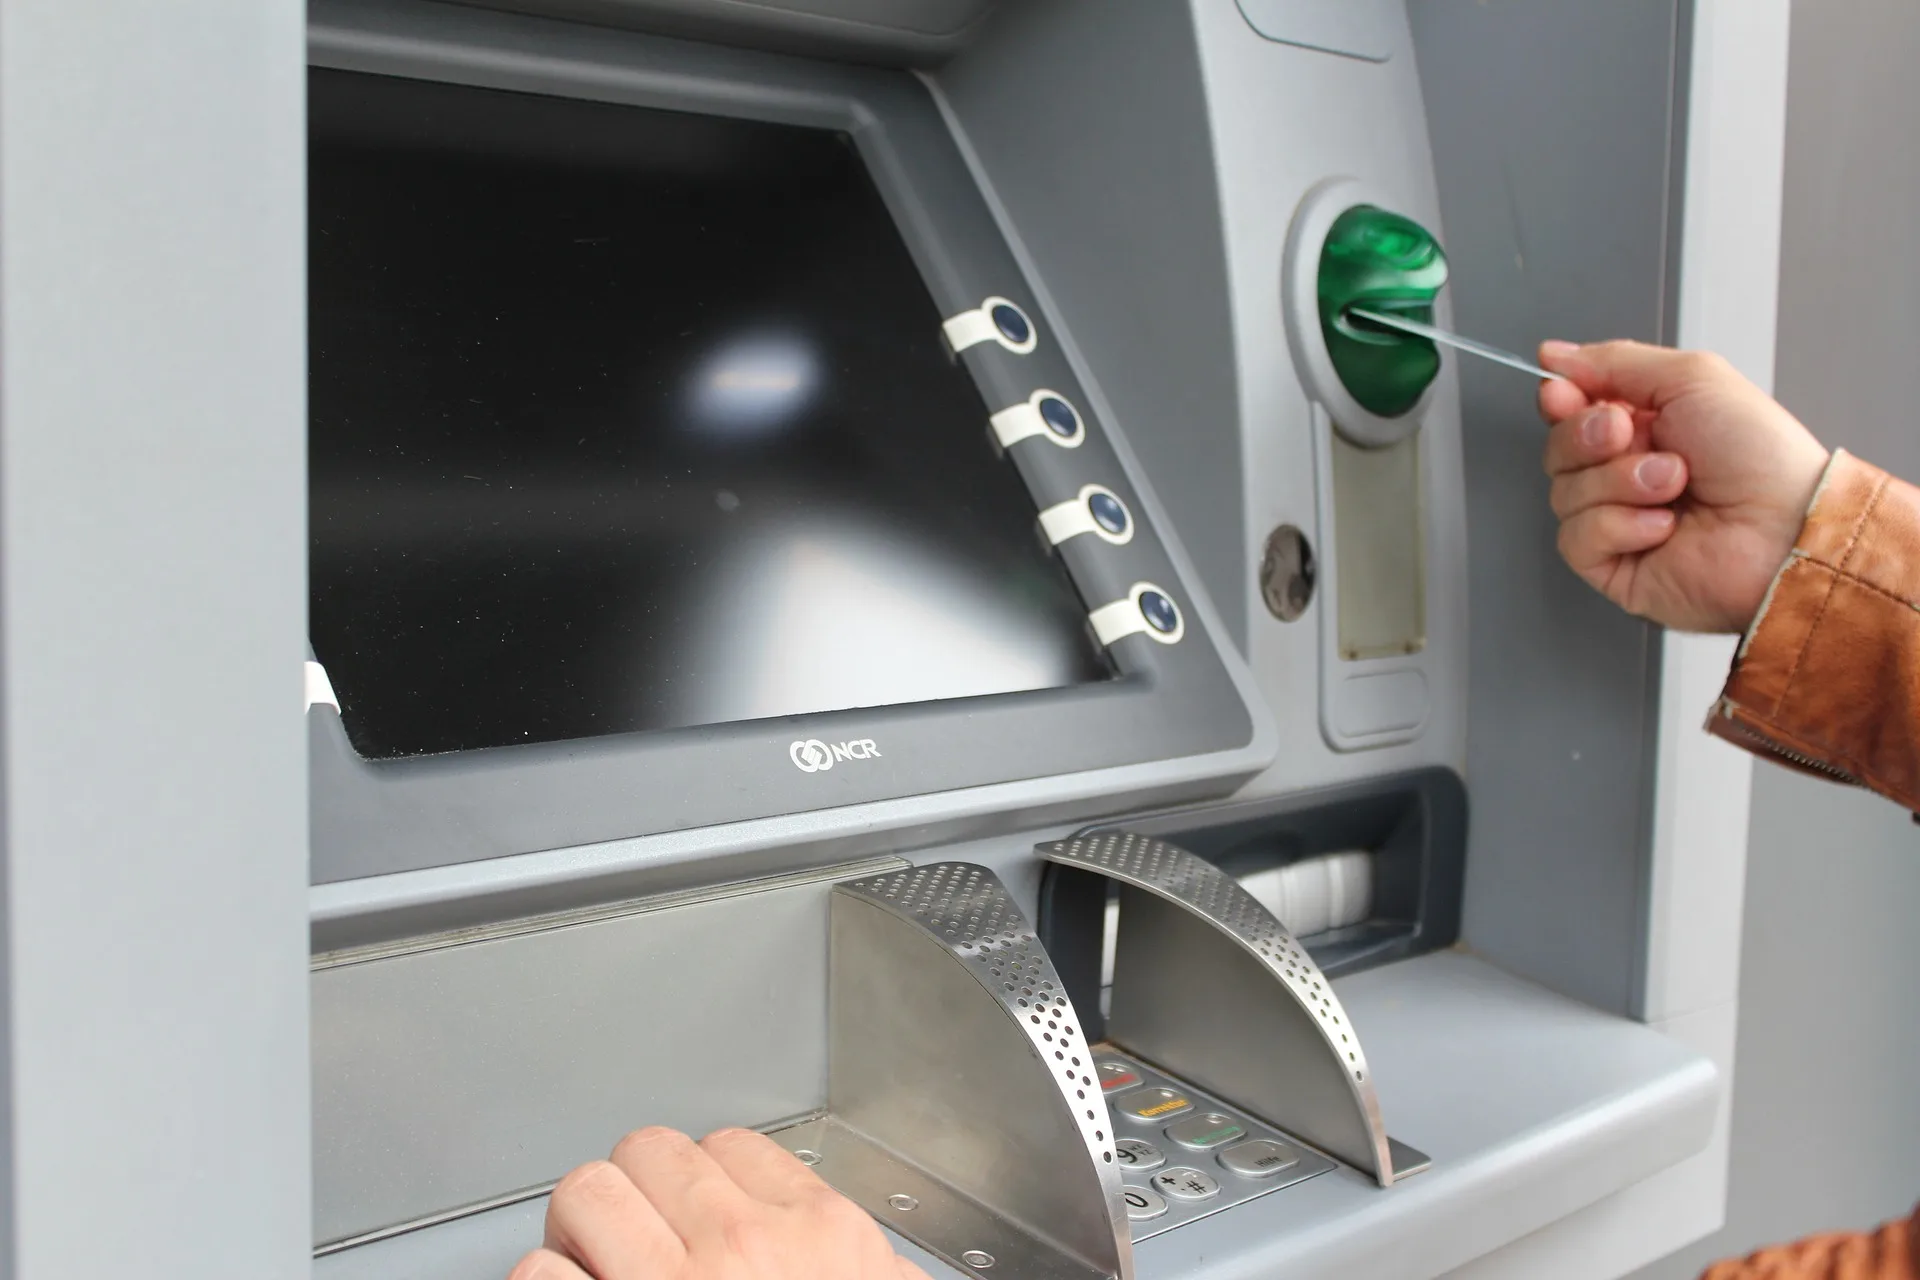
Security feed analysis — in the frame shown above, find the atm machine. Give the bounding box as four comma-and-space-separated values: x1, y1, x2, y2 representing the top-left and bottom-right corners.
0, 1, 1777, 1278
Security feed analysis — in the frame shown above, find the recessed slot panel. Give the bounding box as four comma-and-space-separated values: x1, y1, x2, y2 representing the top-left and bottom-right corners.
310, 858, 902, 1249
1330, 430, 1426, 662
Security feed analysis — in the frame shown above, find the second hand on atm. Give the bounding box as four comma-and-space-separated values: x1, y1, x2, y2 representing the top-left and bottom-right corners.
1346, 306, 1566, 382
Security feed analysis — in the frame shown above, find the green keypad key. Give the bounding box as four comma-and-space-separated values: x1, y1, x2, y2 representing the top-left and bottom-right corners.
1164, 1111, 1246, 1150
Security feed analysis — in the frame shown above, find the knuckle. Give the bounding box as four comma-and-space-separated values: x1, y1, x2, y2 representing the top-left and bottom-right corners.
552, 1160, 630, 1213
505, 1252, 543, 1280
1684, 349, 1730, 379
699, 1127, 761, 1156
613, 1126, 693, 1165
506, 1250, 565, 1280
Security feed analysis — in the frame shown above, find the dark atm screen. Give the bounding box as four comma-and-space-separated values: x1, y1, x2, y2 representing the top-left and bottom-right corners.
308, 69, 1111, 760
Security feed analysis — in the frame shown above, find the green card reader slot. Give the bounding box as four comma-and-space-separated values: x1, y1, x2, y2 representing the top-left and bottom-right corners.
1316, 205, 1448, 419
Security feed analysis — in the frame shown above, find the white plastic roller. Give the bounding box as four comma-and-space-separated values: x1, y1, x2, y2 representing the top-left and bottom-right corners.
1100, 851, 1375, 989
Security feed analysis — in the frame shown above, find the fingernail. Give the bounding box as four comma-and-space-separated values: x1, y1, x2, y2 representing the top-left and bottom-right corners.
1541, 339, 1580, 361
1635, 454, 1680, 490
1579, 405, 1614, 450
1637, 507, 1675, 531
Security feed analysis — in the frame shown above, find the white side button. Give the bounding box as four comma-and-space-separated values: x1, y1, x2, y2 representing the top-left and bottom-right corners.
305, 660, 339, 713
942, 296, 1037, 355
1089, 583, 1184, 647
989, 390, 1084, 450
1038, 485, 1132, 547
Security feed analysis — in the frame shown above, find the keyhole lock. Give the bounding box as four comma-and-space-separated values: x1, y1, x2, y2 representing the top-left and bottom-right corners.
1260, 525, 1316, 622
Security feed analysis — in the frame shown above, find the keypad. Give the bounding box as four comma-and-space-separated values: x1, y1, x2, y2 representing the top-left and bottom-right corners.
1092, 1048, 1335, 1243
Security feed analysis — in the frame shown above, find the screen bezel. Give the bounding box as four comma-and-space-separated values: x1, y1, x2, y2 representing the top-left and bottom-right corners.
307, 0, 1273, 903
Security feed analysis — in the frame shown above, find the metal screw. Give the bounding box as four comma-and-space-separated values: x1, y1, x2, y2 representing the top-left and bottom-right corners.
887, 1194, 918, 1212
792, 1149, 821, 1166
961, 1250, 995, 1269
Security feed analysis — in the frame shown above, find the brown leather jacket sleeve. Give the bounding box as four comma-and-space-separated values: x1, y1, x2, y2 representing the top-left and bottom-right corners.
1707, 449, 1920, 812
1698, 1204, 1918, 1280
1697, 449, 1920, 1280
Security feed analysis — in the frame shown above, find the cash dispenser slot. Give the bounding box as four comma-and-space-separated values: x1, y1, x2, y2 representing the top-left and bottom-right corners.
1118, 769, 1467, 979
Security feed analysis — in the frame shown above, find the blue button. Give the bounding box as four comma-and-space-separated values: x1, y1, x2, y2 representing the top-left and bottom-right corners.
1088, 492, 1128, 535
1038, 396, 1079, 438
991, 303, 1032, 345
1140, 590, 1179, 634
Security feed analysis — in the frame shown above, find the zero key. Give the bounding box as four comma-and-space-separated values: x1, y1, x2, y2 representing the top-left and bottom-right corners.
1122, 1186, 1168, 1222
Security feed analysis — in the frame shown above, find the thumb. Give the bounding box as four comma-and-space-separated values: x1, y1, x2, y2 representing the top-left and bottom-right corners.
1539, 339, 1703, 410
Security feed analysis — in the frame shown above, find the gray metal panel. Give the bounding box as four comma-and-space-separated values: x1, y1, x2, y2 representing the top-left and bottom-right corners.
1143, 0, 1473, 800
454, 0, 996, 67
311, 859, 899, 1246
1233, 0, 1394, 62
315, 951, 1717, 1279
1405, 1, 1687, 1016
930, 1, 1249, 649
1634, 2, 1920, 1273
304, 0, 1271, 895
0, 0, 310, 1277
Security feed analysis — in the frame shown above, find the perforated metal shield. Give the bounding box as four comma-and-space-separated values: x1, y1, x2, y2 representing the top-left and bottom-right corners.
1037, 832, 1396, 1183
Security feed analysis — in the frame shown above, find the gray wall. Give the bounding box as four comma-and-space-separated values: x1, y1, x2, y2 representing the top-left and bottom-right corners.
1635, 1, 1920, 1274
0, 0, 310, 1276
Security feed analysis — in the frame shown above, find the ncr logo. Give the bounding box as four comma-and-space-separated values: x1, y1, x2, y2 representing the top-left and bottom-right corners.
789, 738, 882, 773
